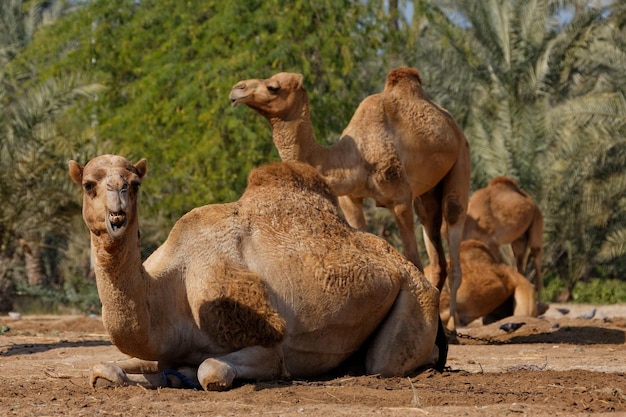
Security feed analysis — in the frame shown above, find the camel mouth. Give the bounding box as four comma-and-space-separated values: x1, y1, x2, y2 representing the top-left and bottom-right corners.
229, 92, 249, 107
106, 210, 127, 239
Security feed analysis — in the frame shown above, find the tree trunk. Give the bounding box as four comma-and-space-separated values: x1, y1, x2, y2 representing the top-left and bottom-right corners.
0, 257, 16, 312
19, 239, 48, 287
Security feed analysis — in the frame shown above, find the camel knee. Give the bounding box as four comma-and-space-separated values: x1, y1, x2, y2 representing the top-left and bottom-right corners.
198, 358, 237, 391
443, 196, 465, 226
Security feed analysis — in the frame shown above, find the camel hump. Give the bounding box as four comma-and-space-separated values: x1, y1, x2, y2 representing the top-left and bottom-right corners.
384, 67, 422, 90
246, 161, 336, 201
488, 176, 527, 195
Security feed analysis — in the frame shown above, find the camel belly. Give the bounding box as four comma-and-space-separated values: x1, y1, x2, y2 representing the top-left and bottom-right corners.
404, 151, 457, 195
280, 321, 386, 377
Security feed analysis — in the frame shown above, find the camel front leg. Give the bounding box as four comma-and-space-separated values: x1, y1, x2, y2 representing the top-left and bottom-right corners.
90, 358, 198, 389
198, 345, 283, 391
512, 276, 538, 318
530, 247, 544, 301
390, 200, 423, 270
337, 195, 367, 230
414, 193, 446, 288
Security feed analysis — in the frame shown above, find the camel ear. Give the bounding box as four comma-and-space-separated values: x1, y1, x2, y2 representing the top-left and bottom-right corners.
295, 73, 304, 89
134, 158, 148, 178
68, 160, 84, 186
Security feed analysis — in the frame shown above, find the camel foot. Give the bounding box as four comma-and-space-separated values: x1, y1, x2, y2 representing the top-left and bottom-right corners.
89, 363, 128, 388
537, 302, 549, 316
446, 330, 460, 345
198, 358, 237, 391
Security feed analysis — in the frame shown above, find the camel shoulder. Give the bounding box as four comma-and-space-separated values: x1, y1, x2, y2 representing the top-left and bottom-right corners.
199, 264, 286, 350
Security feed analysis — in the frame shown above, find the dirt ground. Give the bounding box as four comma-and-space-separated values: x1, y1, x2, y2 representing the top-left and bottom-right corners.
1, 303, 625, 417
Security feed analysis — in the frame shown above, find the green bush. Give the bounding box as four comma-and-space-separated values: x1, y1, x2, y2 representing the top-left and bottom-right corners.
571, 279, 626, 304
543, 276, 626, 304
14, 280, 100, 315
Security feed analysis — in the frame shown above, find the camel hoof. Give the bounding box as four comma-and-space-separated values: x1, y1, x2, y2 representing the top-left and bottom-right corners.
89, 363, 127, 388
198, 358, 236, 391
446, 330, 460, 345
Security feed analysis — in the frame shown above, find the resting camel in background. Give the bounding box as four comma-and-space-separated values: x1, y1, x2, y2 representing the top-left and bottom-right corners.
427, 240, 537, 327
230, 68, 470, 331
464, 176, 544, 300
69, 155, 446, 391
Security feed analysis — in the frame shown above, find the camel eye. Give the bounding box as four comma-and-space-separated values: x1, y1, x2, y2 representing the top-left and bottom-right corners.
267, 83, 280, 93
83, 181, 96, 196
131, 181, 141, 192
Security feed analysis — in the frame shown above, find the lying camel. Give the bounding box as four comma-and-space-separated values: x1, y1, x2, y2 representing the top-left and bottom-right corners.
69, 155, 446, 391
428, 240, 537, 327
464, 176, 544, 299
230, 68, 470, 331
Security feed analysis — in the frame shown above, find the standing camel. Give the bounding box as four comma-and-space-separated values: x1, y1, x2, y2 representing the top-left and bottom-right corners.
230, 68, 470, 331
69, 155, 446, 391
464, 176, 544, 299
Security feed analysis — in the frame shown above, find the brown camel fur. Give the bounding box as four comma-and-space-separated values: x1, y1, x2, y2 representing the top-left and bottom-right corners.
229, 68, 470, 330
427, 240, 537, 327
69, 155, 446, 391
464, 176, 544, 299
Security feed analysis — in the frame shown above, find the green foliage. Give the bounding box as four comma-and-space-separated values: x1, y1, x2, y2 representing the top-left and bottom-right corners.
0, 0, 102, 312
14, 279, 100, 314
21, 0, 393, 242
2, 0, 626, 310
572, 279, 626, 304
542, 276, 568, 303
411, 0, 626, 294
543, 275, 626, 304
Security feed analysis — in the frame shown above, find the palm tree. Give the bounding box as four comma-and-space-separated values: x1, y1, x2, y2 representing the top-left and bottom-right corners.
0, 0, 102, 311
403, 0, 626, 299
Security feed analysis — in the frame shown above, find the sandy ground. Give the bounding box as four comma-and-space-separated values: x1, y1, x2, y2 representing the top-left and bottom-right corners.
0, 303, 625, 416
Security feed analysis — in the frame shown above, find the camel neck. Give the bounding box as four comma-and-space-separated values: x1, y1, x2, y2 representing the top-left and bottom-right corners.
91, 231, 153, 356
268, 101, 322, 163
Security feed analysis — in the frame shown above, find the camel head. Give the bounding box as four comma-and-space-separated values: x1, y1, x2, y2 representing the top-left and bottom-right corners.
69, 154, 147, 240
229, 72, 307, 119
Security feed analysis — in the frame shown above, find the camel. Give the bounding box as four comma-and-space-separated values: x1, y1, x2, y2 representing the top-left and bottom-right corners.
229, 68, 471, 331
69, 154, 447, 391
427, 240, 537, 327
463, 176, 544, 299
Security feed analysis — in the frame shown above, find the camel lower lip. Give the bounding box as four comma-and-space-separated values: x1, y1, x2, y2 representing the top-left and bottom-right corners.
109, 211, 127, 226
106, 211, 127, 238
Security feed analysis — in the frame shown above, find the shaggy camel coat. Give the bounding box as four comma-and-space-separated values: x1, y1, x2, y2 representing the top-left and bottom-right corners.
230, 68, 470, 331
429, 240, 537, 326
69, 155, 446, 391
464, 176, 544, 298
